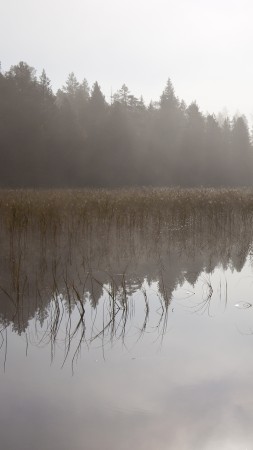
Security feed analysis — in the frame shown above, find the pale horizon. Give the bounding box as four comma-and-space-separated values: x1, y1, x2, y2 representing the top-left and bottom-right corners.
1, 0, 253, 122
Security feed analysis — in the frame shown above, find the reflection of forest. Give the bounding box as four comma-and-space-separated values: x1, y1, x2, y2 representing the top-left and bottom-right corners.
0, 210, 252, 336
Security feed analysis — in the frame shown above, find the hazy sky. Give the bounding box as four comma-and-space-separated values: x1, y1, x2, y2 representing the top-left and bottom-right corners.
1, 0, 253, 121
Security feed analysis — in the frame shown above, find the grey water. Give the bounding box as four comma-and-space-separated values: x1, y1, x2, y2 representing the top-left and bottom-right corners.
1, 211, 253, 450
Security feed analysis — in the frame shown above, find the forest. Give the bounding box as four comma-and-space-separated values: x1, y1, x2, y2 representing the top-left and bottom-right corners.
0, 61, 252, 187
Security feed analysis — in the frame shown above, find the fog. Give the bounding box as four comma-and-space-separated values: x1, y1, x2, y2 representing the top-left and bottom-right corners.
1, 0, 253, 120
0, 62, 252, 187
2, 0, 253, 187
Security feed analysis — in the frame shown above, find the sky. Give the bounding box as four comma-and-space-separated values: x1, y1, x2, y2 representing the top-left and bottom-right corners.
1, 0, 253, 122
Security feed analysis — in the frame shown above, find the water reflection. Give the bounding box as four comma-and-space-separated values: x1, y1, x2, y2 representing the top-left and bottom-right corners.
0, 210, 252, 366
1, 209, 253, 449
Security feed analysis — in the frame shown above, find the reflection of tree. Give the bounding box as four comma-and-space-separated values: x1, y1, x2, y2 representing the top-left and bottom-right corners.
0, 209, 253, 365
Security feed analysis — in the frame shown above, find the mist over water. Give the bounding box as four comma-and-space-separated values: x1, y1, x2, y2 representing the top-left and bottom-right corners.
1, 194, 253, 449
2, 0, 253, 447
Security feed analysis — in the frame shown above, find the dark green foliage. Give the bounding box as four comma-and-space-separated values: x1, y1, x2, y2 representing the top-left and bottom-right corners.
0, 61, 253, 187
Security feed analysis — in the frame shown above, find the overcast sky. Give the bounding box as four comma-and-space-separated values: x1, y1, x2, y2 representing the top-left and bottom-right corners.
1, 0, 253, 121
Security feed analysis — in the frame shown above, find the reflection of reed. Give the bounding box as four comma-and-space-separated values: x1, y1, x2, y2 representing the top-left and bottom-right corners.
189, 275, 214, 316
0, 189, 253, 368
25, 275, 172, 372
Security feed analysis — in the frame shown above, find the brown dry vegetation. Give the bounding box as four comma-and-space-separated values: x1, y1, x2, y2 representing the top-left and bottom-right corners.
1, 187, 253, 232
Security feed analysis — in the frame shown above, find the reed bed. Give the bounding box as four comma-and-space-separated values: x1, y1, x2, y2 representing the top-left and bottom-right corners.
1, 187, 253, 232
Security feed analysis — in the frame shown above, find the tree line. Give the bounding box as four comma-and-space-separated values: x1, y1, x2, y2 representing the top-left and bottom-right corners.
0, 61, 252, 187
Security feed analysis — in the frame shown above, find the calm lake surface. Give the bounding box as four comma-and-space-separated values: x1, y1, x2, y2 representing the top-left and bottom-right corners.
1, 201, 253, 450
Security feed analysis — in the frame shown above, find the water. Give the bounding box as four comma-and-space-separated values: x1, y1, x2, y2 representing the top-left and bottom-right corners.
1, 210, 253, 449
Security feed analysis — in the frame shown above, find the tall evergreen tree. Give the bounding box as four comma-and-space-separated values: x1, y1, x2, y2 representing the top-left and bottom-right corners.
231, 116, 252, 184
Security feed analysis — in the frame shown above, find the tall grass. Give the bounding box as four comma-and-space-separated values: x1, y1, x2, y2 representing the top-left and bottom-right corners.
1, 187, 253, 232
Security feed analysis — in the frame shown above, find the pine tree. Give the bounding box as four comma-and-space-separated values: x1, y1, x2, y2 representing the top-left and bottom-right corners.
39, 69, 52, 98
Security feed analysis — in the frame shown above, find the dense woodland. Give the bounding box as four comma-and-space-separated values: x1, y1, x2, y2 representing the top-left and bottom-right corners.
0, 61, 252, 187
